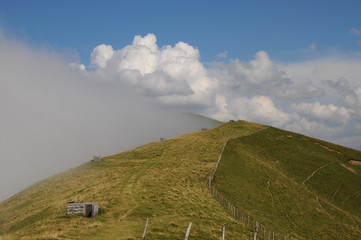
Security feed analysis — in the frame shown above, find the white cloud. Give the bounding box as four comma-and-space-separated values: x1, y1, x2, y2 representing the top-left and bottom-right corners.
90, 44, 114, 69
212, 51, 323, 99
284, 57, 361, 89
274, 82, 324, 99
233, 96, 290, 126
69, 62, 86, 71
139, 71, 194, 96
83, 33, 361, 148
291, 102, 351, 126
90, 33, 218, 107
228, 51, 284, 85
325, 78, 361, 116
109, 34, 159, 75
285, 116, 345, 138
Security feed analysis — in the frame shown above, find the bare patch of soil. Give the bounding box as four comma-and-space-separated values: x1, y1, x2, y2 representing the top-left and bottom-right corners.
340, 163, 357, 174
315, 142, 343, 155
349, 160, 361, 166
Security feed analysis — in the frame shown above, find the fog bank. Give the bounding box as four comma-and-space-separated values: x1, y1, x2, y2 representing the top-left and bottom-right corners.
0, 38, 221, 201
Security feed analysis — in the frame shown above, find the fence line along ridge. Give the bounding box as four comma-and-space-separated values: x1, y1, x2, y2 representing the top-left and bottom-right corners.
209, 138, 289, 239
209, 138, 229, 189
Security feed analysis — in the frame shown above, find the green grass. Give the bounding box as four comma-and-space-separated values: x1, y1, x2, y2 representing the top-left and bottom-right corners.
0, 121, 360, 239
0, 121, 261, 240
214, 127, 361, 239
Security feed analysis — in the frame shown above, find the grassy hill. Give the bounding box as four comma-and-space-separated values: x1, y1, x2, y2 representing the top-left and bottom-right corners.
213, 126, 361, 239
0, 120, 360, 239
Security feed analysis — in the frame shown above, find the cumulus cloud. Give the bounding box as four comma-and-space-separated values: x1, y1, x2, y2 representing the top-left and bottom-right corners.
89, 33, 218, 108
325, 78, 361, 117
291, 102, 351, 127
227, 51, 285, 85
90, 44, 114, 69
139, 71, 194, 96
275, 82, 324, 99
233, 96, 290, 126
211, 51, 324, 99
69, 62, 86, 71
287, 57, 361, 80
83, 34, 361, 149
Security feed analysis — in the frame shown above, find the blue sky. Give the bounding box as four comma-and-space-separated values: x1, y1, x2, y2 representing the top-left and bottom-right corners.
1, 0, 361, 200
1, 0, 361, 64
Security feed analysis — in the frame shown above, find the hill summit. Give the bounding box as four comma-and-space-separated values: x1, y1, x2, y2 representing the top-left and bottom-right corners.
0, 120, 360, 239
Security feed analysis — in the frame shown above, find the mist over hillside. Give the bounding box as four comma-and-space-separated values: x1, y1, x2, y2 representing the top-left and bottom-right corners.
0, 38, 221, 202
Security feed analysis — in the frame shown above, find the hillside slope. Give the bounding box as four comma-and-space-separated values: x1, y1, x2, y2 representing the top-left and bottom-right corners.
0, 121, 360, 239
214, 126, 361, 239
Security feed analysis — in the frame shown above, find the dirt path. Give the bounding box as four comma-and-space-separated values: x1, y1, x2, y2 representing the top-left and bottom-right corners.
116, 160, 161, 222
303, 162, 335, 186
266, 178, 277, 214
316, 196, 333, 219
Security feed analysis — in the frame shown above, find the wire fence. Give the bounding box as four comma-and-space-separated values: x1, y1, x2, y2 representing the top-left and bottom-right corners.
140, 138, 289, 239
209, 139, 289, 240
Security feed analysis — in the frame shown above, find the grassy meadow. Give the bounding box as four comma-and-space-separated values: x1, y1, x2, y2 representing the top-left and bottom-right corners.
0, 120, 360, 239
214, 127, 361, 239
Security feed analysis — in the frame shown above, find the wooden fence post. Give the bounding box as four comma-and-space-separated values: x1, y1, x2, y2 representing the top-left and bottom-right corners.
185, 222, 192, 240
141, 218, 148, 239
222, 226, 225, 240
253, 221, 259, 240
259, 224, 262, 239
263, 228, 266, 240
